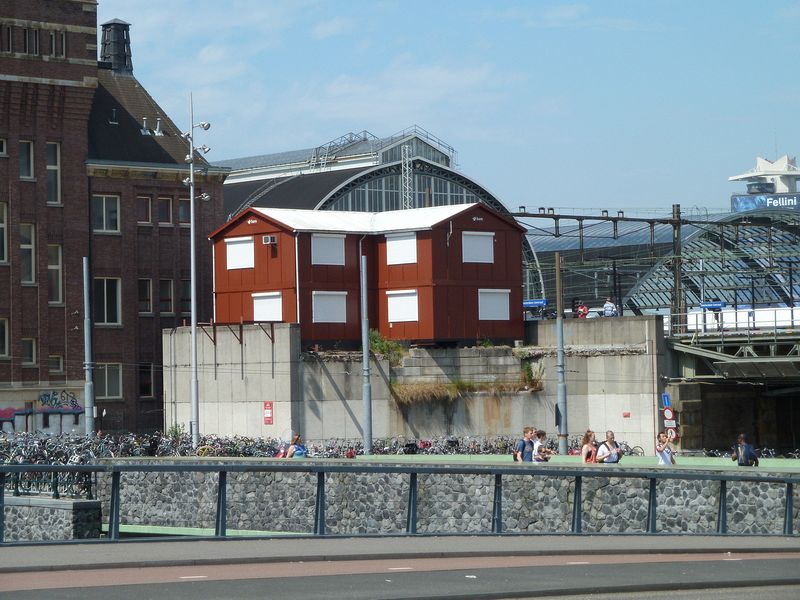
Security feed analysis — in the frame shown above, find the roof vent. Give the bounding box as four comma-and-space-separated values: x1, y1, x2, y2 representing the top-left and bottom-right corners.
100, 19, 133, 75
154, 117, 163, 136
140, 117, 150, 136
108, 108, 118, 125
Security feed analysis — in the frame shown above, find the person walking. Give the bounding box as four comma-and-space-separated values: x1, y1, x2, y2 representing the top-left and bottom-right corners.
602, 297, 617, 317
514, 426, 535, 462
581, 429, 597, 463
731, 432, 759, 467
655, 431, 676, 465
596, 430, 622, 463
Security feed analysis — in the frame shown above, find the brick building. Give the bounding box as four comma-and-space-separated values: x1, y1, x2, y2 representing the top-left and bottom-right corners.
0, 1, 226, 433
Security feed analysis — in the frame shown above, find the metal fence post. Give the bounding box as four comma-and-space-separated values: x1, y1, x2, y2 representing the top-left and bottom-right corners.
51, 471, 59, 500
571, 476, 582, 533
0, 472, 5, 543
406, 472, 418, 534
314, 471, 326, 536
491, 474, 503, 534
215, 470, 228, 538
784, 482, 794, 536
12, 472, 19, 497
646, 478, 657, 533
717, 479, 728, 535
108, 471, 121, 540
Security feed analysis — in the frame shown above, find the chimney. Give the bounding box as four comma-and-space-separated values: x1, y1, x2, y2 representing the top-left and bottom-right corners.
100, 19, 133, 75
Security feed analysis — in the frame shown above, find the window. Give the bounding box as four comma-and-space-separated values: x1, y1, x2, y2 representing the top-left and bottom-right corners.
93, 277, 121, 325
136, 196, 151, 224
387, 289, 418, 322
48, 355, 63, 374
19, 141, 33, 178
311, 234, 345, 266
95, 363, 122, 399
138, 279, 152, 314
0, 318, 7, 357
23, 28, 39, 55
462, 231, 495, 264
49, 30, 65, 57
178, 198, 190, 224
21, 338, 36, 365
478, 289, 511, 321
43, 413, 50, 429
2, 25, 12, 53
252, 291, 282, 321
179, 279, 191, 314
46, 142, 60, 204
386, 232, 417, 265
47, 244, 62, 304
312, 291, 347, 323
157, 197, 172, 224
91, 195, 119, 232
20, 223, 35, 283
225, 236, 254, 270
159, 279, 173, 314
0, 138, 7, 155
139, 363, 153, 397
0, 203, 6, 262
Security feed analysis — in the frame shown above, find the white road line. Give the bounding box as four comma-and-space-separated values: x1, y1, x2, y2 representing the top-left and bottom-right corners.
178, 575, 209, 580
388, 567, 414, 571
567, 561, 591, 565
722, 558, 743, 561
465, 575, 477, 579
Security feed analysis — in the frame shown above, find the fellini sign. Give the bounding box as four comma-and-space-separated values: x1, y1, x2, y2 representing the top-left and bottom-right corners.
731, 193, 799, 212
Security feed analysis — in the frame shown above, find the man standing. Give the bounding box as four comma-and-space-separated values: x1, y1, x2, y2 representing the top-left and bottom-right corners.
514, 427, 535, 462
731, 433, 759, 467
603, 297, 618, 317
597, 430, 622, 463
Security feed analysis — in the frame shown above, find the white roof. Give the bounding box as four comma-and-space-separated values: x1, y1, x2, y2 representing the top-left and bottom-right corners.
251, 203, 480, 234
729, 154, 800, 181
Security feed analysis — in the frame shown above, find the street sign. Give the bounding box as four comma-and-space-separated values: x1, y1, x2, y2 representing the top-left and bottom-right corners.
661, 392, 671, 408
699, 301, 726, 310
263, 401, 273, 425
663, 407, 674, 420
523, 299, 548, 308
666, 427, 677, 439
664, 419, 677, 428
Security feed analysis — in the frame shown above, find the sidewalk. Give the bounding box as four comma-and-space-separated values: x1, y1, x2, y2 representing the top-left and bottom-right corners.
1, 535, 798, 573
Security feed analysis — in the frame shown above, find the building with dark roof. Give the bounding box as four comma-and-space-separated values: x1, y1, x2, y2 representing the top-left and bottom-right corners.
0, 2, 227, 434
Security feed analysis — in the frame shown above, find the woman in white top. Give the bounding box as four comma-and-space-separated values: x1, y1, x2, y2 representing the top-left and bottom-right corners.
655, 431, 675, 465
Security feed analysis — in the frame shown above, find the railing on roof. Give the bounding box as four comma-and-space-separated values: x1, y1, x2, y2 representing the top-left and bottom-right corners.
379, 125, 458, 166
308, 130, 379, 171
663, 307, 800, 338
1, 462, 798, 544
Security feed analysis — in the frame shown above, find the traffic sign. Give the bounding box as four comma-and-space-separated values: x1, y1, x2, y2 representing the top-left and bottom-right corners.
664, 419, 677, 428
663, 407, 674, 420
666, 427, 677, 439
661, 392, 671, 408
523, 299, 548, 308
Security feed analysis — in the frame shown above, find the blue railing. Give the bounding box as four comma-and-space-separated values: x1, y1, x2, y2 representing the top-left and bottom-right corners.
1, 462, 798, 544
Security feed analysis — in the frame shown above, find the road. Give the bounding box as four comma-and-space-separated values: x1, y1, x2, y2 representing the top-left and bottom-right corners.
2, 551, 799, 599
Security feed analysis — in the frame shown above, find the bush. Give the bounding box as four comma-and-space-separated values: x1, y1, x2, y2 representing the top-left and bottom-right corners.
367, 329, 405, 367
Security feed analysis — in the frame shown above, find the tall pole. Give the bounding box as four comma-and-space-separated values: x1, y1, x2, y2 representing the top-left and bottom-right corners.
554, 252, 567, 455
82, 257, 94, 435
670, 204, 683, 333
360, 254, 372, 454
189, 94, 199, 448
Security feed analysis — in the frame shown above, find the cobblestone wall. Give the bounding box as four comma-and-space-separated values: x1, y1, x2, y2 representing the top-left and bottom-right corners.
88, 463, 800, 537
3, 498, 101, 542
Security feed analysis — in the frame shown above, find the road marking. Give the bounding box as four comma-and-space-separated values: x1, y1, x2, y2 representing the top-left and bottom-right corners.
465, 575, 477, 578
723, 558, 743, 561
178, 575, 208, 580
388, 567, 413, 571
567, 561, 590, 565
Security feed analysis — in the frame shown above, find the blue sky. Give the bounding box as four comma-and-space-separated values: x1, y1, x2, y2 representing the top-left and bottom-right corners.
97, 1, 800, 215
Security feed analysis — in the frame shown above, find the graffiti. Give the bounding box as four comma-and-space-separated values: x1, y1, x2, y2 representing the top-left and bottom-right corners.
37, 390, 83, 412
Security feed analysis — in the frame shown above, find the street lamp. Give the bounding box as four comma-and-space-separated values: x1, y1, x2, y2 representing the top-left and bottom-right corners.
182, 93, 211, 448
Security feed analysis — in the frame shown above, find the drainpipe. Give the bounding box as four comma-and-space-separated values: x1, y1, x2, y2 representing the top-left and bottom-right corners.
359, 236, 372, 454
294, 233, 301, 325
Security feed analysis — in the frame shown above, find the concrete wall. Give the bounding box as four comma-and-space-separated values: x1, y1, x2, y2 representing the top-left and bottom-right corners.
163, 316, 667, 446
2, 497, 101, 542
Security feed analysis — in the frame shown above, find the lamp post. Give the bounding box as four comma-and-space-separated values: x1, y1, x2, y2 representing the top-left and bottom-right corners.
183, 93, 211, 448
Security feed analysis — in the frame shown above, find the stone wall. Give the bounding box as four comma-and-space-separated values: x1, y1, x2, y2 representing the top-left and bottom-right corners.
89, 463, 800, 537
3, 497, 101, 542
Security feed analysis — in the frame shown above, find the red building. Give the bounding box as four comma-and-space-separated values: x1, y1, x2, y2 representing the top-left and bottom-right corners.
0, 3, 226, 433
210, 203, 524, 346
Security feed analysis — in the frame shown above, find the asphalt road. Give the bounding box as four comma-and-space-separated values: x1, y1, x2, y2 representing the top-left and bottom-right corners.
2, 552, 799, 599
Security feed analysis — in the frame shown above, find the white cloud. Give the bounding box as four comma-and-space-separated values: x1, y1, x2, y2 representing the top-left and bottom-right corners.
312, 17, 355, 39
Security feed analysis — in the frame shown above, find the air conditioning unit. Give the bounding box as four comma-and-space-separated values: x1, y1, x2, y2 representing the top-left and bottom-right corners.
262, 235, 277, 245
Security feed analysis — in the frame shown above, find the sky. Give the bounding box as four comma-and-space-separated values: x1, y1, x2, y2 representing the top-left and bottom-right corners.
96, 0, 800, 216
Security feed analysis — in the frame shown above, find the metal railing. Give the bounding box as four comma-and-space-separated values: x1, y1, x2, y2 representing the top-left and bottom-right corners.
1, 462, 798, 544
666, 306, 800, 339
